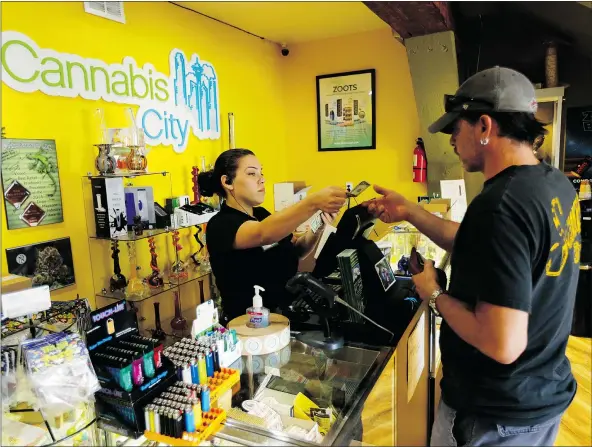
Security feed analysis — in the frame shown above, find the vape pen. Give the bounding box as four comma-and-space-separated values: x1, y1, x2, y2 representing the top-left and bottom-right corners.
205, 349, 214, 377
197, 354, 207, 385
201, 385, 210, 412
184, 405, 195, 433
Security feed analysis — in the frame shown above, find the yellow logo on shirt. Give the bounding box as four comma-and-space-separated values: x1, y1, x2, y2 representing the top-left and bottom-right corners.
546, 196, 581, 277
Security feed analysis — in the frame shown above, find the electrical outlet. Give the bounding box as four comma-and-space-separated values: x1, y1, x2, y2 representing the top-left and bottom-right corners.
346, 182, 353, 193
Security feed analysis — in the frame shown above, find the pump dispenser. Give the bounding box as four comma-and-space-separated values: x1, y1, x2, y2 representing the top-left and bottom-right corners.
246, 285, 270, 329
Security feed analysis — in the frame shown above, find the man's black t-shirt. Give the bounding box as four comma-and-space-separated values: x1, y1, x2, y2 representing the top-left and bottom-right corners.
206, 203, 300, 322
441, 163, 580, 425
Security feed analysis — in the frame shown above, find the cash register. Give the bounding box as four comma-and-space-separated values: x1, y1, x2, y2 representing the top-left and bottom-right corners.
284, 205, 422, 348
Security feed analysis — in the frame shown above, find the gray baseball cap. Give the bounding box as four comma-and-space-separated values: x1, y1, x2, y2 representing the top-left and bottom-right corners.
428, 66, 538, 134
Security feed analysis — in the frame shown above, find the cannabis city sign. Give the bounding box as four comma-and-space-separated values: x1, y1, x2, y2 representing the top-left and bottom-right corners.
1, 31, 220, 152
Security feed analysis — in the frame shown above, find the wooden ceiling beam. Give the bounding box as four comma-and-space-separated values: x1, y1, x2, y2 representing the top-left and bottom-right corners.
364, 1, 454, 39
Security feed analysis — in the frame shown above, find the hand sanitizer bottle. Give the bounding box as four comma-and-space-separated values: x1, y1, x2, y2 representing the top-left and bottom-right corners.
246, 285, 269, 329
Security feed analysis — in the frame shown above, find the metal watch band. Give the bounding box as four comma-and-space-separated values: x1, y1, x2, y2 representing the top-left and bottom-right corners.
429, 289, 444, 316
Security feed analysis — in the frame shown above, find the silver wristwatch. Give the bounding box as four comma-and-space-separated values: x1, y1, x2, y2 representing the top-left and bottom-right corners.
429, 289, 444, 316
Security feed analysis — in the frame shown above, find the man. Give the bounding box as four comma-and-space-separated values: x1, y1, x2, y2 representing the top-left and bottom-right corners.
365, 67, 580, 446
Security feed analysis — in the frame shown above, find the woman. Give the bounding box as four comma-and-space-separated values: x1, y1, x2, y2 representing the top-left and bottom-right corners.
199, 149, 347, 323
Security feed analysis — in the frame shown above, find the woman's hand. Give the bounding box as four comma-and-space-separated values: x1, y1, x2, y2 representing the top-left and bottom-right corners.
320, 212, 338, 227
309, 187, 347, 214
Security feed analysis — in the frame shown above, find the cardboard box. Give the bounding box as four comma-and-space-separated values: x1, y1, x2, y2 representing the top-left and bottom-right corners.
1, 274, 33, 294
274, 182, 312, 212
91, 177, 128, 238
420, 198, 451, 220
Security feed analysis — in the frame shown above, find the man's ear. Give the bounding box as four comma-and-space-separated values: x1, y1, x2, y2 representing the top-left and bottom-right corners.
479, 115, 494, 140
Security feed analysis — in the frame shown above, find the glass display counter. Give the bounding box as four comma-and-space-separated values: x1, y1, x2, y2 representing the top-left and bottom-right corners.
219, 338, 392, 446
99, 337, 393, 447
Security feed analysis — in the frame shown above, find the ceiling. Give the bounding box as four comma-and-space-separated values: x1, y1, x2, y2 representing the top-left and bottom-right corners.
173, 1, 390, 44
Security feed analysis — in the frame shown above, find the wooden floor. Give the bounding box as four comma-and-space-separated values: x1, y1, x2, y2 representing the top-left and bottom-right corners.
555, 336, 592, 446
362, 336, 591, 446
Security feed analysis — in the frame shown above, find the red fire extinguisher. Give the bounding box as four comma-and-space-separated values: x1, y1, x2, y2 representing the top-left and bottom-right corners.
413, 138, 427, 183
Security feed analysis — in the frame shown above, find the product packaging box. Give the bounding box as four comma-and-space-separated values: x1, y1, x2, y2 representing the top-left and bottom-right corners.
87, 300, 175, 438
124, 186, 156, 230
165, 196, 190, 214
274, 182, 312, 212
1, 274, 33, 294
420, 198, 451, 220
91, 178, 128, 238
154, 202, 171, 229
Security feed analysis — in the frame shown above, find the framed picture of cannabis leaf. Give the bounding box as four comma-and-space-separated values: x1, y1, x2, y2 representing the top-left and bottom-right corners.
1, 138, 64, 229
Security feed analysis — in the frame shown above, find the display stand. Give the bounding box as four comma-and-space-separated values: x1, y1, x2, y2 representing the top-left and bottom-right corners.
81, 171, 215, 338
1, 298, 98, 446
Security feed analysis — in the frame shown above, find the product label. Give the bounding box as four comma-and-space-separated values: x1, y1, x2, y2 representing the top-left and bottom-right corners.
92, 301, 125, 323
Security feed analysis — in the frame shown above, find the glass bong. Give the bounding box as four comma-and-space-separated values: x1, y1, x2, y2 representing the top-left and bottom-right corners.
93, 108, 116, 175
170, 290, 187, 333
124, 108, 147, 172
125, 242, 148, 299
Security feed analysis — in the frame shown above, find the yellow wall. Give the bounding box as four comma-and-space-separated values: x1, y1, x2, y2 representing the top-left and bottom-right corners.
1, 1, 288, 310
282, 28, 426, 210
1, 4, 423, 314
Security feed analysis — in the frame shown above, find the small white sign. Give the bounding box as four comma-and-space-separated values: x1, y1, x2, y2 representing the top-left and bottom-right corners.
1, 285, 51, 319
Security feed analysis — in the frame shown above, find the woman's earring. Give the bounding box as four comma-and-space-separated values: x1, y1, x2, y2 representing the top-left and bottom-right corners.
480, 137, 489, 146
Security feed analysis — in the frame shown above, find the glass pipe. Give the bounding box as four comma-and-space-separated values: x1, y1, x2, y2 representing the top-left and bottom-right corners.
95, 144, 116, 175
198, 279, 205, 303
170, 230, 188, 279
170, 290, 187, 333
146, 237, 164, 288
125, 242, 148, 298
109, 241, 127, 292
94, 108, 116, 175
125, 108, 147, 172
126, 145, 147, 172
151, 302, 166, 341
191, 166, 200, 205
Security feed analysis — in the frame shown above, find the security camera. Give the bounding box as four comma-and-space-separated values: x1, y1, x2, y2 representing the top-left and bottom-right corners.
281, 44, 289, 57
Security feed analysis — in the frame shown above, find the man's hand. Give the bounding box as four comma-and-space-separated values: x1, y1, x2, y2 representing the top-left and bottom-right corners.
411, 260, 440, 300
361, 185, 413, 223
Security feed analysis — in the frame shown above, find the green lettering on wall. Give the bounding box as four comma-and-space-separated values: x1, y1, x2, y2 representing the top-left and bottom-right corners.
66, 61, 89, 90
154, 79, 169, 102
111, 70, 130, 96
129, 64, 148, 99
1, 40, 39, 83
41, 57, 66, 88
90, 66, 111, 94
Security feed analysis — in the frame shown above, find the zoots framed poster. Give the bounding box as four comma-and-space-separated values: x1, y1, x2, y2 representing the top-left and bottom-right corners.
316, 69, 376, 151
